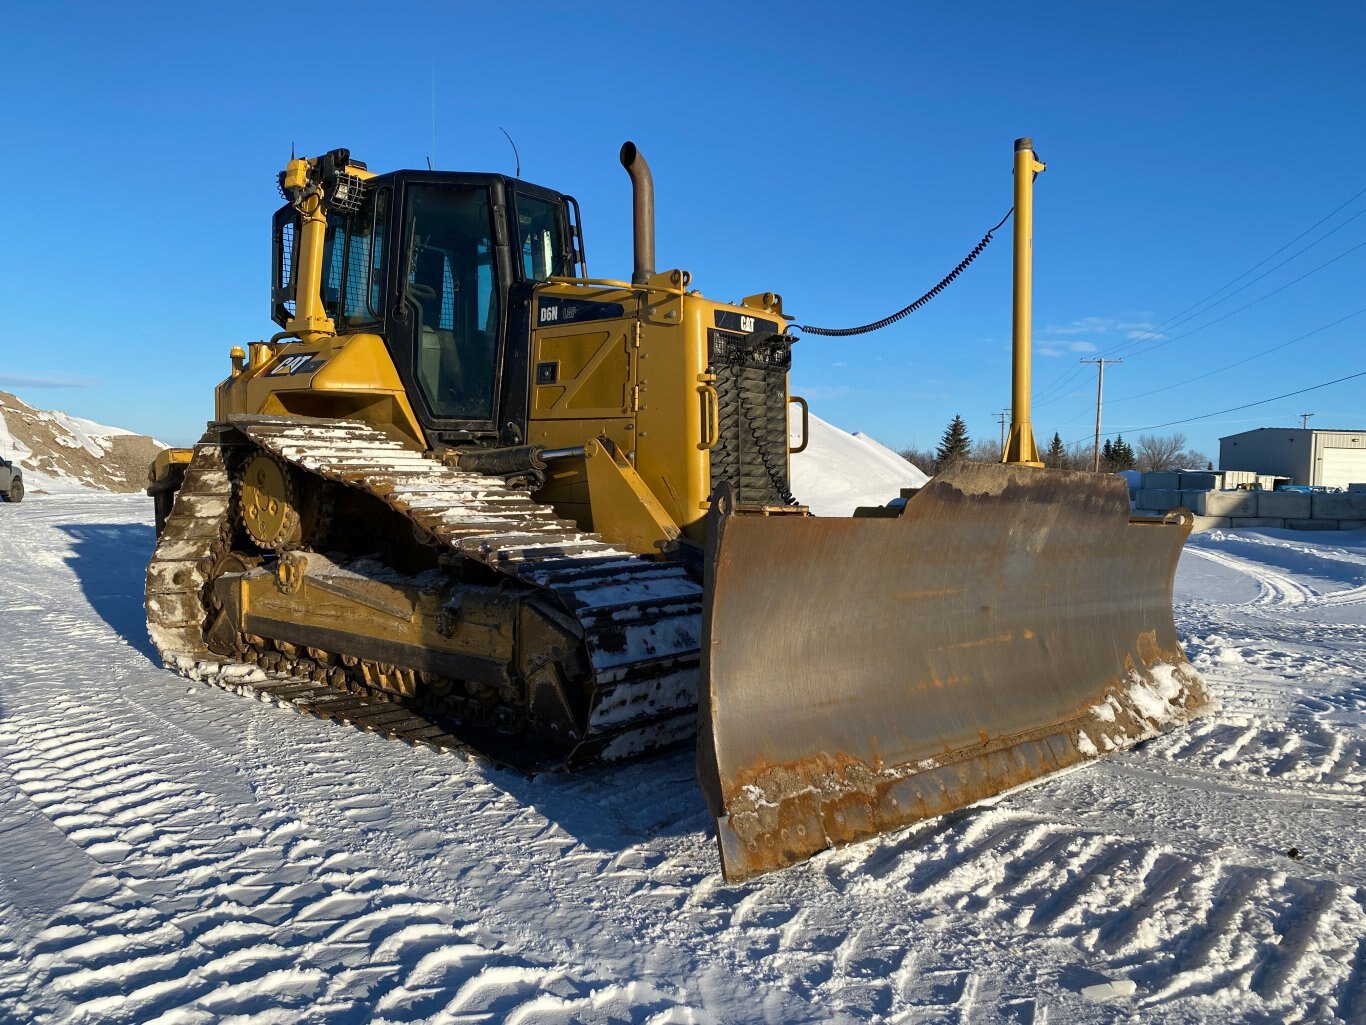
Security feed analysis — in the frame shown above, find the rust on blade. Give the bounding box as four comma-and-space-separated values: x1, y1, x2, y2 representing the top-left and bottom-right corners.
697, 463, 1212, 882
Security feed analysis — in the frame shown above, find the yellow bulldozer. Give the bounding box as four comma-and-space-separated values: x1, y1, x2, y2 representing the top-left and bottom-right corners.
147, 138, 1210, 881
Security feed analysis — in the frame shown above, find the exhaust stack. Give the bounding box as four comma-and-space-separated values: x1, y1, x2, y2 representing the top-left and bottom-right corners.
619, 142, 655, 285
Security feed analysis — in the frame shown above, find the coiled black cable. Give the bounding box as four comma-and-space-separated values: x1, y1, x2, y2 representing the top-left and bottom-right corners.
797, 208, 1014, 337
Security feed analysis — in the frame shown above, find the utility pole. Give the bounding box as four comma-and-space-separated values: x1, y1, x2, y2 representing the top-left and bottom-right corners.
1081, 358, 1123, 471
996, 409, 1010, 455
1300, 412, 1314, 430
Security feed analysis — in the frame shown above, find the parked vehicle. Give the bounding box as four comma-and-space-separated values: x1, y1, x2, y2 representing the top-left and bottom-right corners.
0, 456, 23, 502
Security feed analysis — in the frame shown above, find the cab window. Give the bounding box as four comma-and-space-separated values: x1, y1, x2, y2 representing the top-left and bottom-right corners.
317, 186, 384, 327
515, 193, 570, 281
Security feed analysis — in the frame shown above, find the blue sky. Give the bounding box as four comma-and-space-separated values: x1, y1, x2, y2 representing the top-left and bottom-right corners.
2, 2, 1363, 462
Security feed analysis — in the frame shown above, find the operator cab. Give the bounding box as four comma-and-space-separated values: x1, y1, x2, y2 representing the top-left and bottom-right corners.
272, 168, 585, 443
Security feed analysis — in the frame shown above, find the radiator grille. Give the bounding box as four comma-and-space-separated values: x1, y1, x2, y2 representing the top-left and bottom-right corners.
708, 330, 796, 507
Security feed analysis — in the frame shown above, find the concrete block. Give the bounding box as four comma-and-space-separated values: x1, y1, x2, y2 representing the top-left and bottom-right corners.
1191, 491, 1259, 517
1179, 472, 1220, 490
1312, 493, 1366, 519
1257, 492, 1312, 518
1231, 517, 1286, 528
1222, 470, 1258, 487
1286, 520, 1339, 531
1257, 475, 1284, 490
1339, 520, 1366, 530
1144, 472, 1181, 490
1191, 515, 1231, 532
1138, 489, 1182, 511
1179, 489, 1208, 509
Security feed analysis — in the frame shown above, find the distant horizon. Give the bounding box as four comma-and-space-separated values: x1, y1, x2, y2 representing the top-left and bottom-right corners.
7, 383, 1362, 482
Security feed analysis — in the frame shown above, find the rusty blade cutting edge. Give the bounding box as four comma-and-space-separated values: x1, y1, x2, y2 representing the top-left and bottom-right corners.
696, 463, 1213, 882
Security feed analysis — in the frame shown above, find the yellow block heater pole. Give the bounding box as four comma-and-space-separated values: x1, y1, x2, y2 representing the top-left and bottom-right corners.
1003, 137, 1045, 466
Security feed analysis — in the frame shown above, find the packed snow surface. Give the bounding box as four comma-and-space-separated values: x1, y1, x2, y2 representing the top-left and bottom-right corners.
1, 499, 1364, 1024
790, 414, 928, 515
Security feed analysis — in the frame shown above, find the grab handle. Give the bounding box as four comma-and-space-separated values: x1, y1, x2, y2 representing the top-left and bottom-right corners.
788, 395, 809, 454
699, 384, 720, 451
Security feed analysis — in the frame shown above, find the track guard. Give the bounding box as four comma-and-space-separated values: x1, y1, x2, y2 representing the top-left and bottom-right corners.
697, 464, 1212, 882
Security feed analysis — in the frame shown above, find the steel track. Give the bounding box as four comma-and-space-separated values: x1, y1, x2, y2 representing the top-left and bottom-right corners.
146, 416, 703, 766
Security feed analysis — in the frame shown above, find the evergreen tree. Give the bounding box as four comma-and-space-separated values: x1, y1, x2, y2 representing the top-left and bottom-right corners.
935, 415, 971, 471
1112, 434, 1136, 470
1044, 432, 1067, 469
1100, 438, 1115, 471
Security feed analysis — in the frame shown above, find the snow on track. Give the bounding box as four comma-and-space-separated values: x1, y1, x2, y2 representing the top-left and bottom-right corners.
1, 497, 1363, 1023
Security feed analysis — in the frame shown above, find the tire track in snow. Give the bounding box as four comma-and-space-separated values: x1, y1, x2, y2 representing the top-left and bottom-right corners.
4, 495, 1363, 1023
817, 803, 1366, 1021
1184, 546, 1318, 607
1152, 717, 1365, 792
0, 698, 710, 1024
1188, 532, 1366, 609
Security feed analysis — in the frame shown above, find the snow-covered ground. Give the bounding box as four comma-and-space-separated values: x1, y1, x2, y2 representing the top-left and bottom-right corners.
1, 496, 1362, 1024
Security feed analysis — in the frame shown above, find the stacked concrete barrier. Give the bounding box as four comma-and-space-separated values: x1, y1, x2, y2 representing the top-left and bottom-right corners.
1132, 471, 1366, 531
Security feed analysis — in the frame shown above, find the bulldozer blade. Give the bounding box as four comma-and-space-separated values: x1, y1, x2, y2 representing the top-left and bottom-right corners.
696, 463, 1212, 882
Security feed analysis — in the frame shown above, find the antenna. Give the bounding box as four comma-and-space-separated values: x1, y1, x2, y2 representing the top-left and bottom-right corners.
500, 127, 521, 179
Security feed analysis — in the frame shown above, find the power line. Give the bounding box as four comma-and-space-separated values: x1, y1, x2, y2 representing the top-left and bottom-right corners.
1032, 239, 1366, 426
1036, 237, 1366, 411
1031, 182, 1366, 404
1132, 182, 1366, 338
1110, 239, 1366, 362
1071, 365, 1366, 443
1101, 202, 1366, 360
1107, 305, 1366, 405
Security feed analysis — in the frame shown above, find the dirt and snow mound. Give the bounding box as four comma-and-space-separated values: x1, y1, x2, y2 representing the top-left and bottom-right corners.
790, 413, 928, 515
0, 390, 165, 494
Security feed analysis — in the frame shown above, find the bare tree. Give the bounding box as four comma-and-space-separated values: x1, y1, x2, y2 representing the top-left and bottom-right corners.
1066, 438, 1094, 471
1184, 450, 1212, 471
970, 438, 1003, 463
1136, 433, 1187, 472
899, 445, 935, 475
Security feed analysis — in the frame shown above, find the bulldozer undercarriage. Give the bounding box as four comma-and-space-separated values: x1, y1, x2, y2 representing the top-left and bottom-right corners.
146, 416, 704, 770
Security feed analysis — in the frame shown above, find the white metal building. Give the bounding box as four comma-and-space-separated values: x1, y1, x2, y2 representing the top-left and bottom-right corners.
1219, 428, 1366, 489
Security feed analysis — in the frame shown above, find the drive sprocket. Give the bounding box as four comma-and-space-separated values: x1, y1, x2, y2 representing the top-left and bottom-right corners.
238, 451, 301, 549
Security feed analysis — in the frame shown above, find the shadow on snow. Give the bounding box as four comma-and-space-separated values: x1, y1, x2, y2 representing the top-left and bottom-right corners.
49, 522, 713, 853
55, 522, 159, 663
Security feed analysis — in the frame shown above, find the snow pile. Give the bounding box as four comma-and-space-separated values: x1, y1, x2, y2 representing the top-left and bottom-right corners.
790, 413, 928, 515
0, 390, 165, 493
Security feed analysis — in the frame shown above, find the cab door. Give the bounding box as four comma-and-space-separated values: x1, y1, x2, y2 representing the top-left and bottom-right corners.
386, 176, 514, 439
